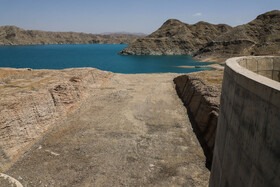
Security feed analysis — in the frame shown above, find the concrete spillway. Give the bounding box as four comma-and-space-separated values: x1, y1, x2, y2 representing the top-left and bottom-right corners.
210, 56, 280, 187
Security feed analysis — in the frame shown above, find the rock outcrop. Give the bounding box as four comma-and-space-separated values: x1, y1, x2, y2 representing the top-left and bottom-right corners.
120, 10, 280, 63
0, 68, 112, 170
119, 19, 231, 55
0, 26, 145, 45
174, 70, 223, 168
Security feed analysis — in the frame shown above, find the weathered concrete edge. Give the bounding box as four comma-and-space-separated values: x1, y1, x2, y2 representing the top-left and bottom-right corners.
210, 56, 280, 187
226, 56, 280, 91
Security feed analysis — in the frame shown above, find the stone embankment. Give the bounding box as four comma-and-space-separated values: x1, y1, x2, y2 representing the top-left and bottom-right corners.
0, 68, 112, 171
174, 70, 223, 168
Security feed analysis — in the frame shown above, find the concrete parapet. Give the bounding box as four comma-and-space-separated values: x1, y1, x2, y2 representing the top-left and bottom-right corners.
209, 56, 280, 187
238, 56, 280, 82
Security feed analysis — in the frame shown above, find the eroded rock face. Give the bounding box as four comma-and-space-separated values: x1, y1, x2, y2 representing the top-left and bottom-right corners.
0, 68, 112, 170
174, 70, 223, 168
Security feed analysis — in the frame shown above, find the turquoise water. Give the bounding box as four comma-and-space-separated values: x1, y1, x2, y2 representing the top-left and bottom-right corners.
0, 44, 211, 74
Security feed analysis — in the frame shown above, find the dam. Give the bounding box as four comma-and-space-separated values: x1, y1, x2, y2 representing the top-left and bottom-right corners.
0, 56, 279, 186
210, 56, 280, 187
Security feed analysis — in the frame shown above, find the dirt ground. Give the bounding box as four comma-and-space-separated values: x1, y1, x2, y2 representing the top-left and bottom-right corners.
4, 73, 210, 187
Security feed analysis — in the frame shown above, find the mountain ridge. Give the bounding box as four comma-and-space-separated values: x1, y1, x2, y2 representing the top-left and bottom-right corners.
119, 19, 232, 57
0, 26, 145, 45
119, 10, 280, 63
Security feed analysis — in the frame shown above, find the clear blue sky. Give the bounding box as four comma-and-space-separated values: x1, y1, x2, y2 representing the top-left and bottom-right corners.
0, 0, 279, 34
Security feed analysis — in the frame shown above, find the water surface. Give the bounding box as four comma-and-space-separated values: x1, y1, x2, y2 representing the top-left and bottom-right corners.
0, 44, 211, 73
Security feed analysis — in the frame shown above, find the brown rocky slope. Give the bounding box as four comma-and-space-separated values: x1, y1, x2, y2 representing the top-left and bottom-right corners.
0, 26, 144, 45
194, 10, 280, 62
119, 19, 232, 55
120, 10, 280, 63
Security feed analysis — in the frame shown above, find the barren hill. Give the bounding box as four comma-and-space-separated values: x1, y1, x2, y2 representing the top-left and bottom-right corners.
0, 26, 144, 45
194, 10, 280, 62
119, 19, 232, 56
119, 10, 280, 63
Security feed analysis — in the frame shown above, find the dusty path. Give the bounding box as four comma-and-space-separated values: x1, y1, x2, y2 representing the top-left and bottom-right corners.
4, 73, 210, 186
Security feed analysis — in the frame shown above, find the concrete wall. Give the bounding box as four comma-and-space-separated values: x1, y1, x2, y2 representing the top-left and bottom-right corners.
238, 56, 280, 82
210, 56, 280, 187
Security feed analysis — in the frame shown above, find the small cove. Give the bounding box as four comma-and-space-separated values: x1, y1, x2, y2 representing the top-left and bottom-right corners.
0, 44, 211, 74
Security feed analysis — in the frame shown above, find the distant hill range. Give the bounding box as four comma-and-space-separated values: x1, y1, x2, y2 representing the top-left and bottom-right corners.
0, 26, 145, 45
119, 10, 280, 63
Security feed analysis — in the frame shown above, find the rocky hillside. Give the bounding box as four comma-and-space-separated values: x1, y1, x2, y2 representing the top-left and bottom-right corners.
0, 26, 144, 45
194, 10, 280, 62
120, 10, 280, 63
119, 19, 232, 55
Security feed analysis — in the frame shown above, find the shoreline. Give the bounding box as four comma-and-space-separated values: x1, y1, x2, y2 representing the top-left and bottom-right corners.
0, 43, 130, 47
176, 64, 224, 71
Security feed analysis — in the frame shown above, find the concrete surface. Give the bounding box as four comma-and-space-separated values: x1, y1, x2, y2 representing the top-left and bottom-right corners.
4, 73, 210, 187
238, 56, 280, 82
210, 56, 280, 187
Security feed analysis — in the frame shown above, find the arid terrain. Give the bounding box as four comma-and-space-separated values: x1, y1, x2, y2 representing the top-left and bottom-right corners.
0, 26, 145, 45
120, 10, 280, 63
0, 68, 216, 187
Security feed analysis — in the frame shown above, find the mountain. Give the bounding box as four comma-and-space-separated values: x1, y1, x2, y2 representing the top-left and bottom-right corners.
119, 19, 232, 56
194, 10, 280, 62
0, 26, 145, 45
119, 10, 280, 63
100, 32, 147, 36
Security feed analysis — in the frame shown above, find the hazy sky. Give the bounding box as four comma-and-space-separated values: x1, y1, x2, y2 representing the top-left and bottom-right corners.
1, 0, 279, 34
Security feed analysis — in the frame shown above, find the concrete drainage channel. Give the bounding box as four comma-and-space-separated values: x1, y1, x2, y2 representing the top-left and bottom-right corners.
0, 173, 23, 187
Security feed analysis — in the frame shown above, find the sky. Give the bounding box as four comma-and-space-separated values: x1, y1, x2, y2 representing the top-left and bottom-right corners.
0, 0, 279, 34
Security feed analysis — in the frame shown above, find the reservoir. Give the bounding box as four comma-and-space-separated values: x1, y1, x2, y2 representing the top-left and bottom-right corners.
0, 44, 211, 73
